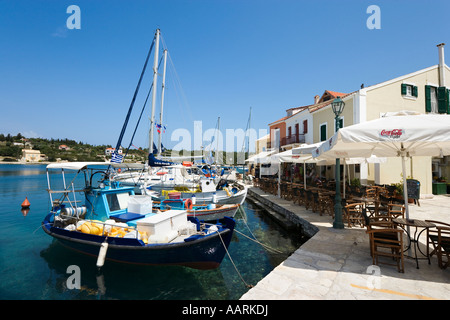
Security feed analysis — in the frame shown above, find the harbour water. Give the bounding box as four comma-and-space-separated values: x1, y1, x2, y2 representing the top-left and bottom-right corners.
0, 164, 306, 300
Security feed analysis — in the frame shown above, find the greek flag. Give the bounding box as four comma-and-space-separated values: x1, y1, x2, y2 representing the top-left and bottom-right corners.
111, 152, 123, 163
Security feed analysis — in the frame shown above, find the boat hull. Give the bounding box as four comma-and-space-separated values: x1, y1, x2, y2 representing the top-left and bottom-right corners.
180, 188, 247, 205
187, 204, 240, 221
42, 215, 235, 270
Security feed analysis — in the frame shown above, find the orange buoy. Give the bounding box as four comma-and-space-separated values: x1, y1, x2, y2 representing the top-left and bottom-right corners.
21, 197, 30, 209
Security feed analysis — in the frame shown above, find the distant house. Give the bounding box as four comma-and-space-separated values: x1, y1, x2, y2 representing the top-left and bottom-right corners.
105, 147, 122, 156
22, 149, 47, 162
59, 144, 70, 150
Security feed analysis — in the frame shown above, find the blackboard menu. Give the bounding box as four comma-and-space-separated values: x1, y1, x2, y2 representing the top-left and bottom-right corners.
406, 179, 420, 199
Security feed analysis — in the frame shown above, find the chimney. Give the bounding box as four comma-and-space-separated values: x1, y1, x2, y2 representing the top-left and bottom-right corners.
314, 95, 320, 104
437, 43, 445, 86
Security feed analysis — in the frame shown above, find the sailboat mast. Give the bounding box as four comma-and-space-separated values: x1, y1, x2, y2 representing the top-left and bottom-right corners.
149, 28, 160, 156
157, 49, 168, 156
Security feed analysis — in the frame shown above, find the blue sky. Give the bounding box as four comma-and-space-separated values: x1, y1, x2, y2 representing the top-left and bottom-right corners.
1, 0, 449, 152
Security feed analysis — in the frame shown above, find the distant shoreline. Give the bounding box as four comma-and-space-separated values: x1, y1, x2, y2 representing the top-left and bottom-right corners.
1, 161, 51, 165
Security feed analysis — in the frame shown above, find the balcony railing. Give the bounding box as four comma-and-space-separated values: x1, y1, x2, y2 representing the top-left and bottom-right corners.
267, 134, 305, 149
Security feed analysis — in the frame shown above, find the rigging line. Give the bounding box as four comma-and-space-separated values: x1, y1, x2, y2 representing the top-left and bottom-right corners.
123, 53, 164, 159
115, 36, 156, 152
166, 51, 194, 123
240, 108, 252, 153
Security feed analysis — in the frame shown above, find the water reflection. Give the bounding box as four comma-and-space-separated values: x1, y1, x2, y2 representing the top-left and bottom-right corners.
40, 240, 230, 300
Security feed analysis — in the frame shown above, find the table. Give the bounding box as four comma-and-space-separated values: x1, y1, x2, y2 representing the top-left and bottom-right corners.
393, 218, 436, 269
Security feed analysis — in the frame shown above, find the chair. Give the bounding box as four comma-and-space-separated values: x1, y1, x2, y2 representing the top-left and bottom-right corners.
425, 220, 450, 269
366, 227, 405, 273
376, 194, 392, 219
318, 192, 334, 216
305, 190, 316, 212
297, 187, 306, 207
365, 187, 377, 199
344, 203, 366, 228
387, 204, 405, 220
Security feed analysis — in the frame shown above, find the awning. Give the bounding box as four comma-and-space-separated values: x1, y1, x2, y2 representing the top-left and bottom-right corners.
245, 150, 277, 163
46, 162, 111, 171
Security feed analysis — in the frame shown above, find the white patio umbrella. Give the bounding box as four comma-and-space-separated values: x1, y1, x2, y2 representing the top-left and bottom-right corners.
312, 112, 450, 218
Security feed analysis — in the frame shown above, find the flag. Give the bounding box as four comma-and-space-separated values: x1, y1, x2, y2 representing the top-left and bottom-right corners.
111, 152, 123, 163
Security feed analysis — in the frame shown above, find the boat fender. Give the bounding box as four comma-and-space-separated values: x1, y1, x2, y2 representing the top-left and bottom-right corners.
64, 224, 76, 231
96, 241, 108, 268
207, 225, 218, 234
224, 187, 231, 197
184, 199, 193, 210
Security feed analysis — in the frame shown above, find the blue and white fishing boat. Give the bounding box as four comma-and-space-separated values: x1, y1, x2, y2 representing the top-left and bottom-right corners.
41, 162, 235, 270
154, 198, 240, 221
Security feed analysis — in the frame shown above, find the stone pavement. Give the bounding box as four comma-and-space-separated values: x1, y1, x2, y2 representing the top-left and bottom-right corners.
240, 187, 450, 300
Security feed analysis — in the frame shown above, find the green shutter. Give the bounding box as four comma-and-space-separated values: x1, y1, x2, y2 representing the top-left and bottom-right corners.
447, 88, 450, 114
401, 83, 407, 95
425, 85, 431, 112
320, 125, 327, 141
413, 86, 418, 97
438, 86, 447, 113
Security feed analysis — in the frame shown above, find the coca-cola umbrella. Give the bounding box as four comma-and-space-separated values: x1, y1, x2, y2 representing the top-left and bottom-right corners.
312, 111, 450, 219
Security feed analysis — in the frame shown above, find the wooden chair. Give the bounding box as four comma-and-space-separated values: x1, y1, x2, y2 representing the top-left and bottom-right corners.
280, 182, 288, 199
387, 203, 405, 220
344, 203, 366, 228
366, 227, 405, 273
297, 187, 306, 207
305, 190, 316, 212
291, 186, 300, 204
376, 194, 392, 220
425, 220, 450, 269
365, 187, 377, 199
318, 192, 334, 216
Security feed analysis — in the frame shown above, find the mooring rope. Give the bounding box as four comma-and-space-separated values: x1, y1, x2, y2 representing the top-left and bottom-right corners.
236, 206, 283, 254
217, 229, 253, 289
233, 229, 283, 254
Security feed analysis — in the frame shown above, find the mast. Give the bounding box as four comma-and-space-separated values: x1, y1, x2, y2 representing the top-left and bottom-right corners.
149, 29, 160, 157
216, 117, 220, 165
157, 49, 168, 156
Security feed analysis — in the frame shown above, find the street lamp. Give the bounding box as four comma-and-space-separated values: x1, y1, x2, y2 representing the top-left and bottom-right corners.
331, 96, 345, 229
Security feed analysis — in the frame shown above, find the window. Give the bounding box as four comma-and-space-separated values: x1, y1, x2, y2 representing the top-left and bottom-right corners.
401, 83, 418, 98
334, 117, 344, 132
303, 120, 308, 134
106, 192, 130, 212
272, 128, 280, 149
288, 126, 292, 137
320, 123, 327, 142
426, 85, 449, 114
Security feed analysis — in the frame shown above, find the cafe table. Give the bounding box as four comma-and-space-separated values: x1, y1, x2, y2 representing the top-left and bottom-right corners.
393, 218, 436, 269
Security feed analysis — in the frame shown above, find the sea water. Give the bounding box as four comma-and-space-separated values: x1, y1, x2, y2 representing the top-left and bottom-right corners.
0, 164, 306, 300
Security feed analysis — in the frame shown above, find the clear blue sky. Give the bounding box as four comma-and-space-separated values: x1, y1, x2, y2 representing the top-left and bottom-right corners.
1, 0, 449, 152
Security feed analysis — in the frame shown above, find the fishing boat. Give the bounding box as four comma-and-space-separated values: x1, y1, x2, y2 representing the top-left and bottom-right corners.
41, 162, 235, 270
112, 163, 248, 205
154, 198, 240, 221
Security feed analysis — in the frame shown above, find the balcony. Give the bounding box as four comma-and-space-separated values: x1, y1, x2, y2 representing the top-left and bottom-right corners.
267, 134, 305, 150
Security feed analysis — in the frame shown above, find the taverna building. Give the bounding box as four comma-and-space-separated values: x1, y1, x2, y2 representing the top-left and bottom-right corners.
265, 43, 450, 197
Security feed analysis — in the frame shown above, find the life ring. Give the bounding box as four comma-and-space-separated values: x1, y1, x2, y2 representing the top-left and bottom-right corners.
184, 198, 193, 210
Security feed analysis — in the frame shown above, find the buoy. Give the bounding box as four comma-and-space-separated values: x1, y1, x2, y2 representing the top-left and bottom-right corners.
21, 197, 30, 209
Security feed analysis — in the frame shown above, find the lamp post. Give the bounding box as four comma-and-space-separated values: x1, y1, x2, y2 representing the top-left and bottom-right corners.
331, 97, 345, 229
